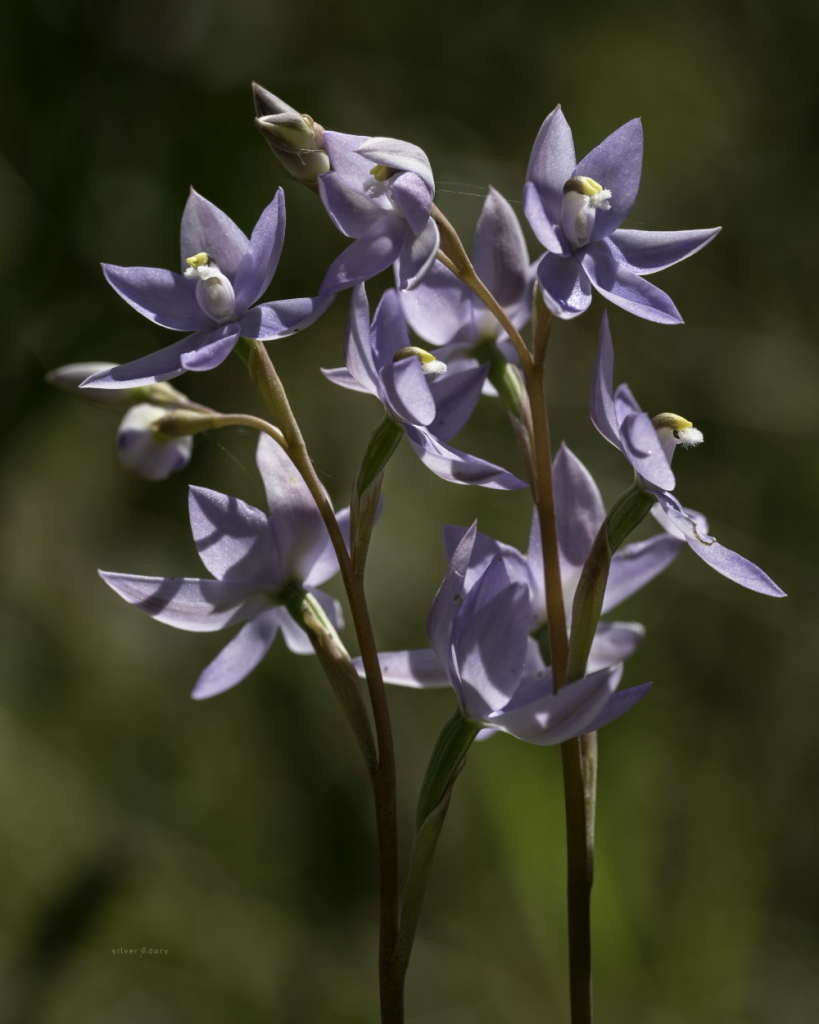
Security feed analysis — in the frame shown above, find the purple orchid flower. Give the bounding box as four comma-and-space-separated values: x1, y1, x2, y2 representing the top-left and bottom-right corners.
317, 133, 440, 293
81, 188, 331, 389
591, 313, 785, 597
355, 523, 651, 745
523, 106, 720, 323
442, 443, 683, 671
399, 186, 532, 357
322, 284, 525, 490
99, 434, 349, 699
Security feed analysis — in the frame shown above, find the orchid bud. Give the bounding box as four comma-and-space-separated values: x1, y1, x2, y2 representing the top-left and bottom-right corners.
117, 404, 193, 481
252, 83, 330, 185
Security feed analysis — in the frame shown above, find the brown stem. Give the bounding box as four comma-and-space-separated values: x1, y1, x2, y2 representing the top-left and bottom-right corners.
246, 340, 402, 1023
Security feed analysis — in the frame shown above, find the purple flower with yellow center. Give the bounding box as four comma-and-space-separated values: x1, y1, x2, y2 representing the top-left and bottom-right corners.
100, 434, 348, 699
399, 186, 532, 381
591, 313, 785, 597
523, 106, 720, 323
322, 284, 525, 490
81, 189, 331, 390
318, 133, 439, 293
355, 523, 651, 745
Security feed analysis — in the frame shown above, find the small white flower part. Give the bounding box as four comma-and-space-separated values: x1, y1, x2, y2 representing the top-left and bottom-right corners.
561, 176, 612, 249
393, 345, 448, 379
652, 412, 703, 463
184, 252, 236, 323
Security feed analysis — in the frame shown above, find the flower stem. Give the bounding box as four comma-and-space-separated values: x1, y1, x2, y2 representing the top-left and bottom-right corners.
244, 339, 403, 1023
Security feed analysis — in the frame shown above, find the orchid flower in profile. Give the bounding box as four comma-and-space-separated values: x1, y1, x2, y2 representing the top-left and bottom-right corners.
100, 434, 348, 699
399, 186, 532, 368
81, 189, 331, 390
355, 523, 651, 745
318, 132, 439, 293
322, 284, 525, 490
523, 106, 720, 323
591, 313, 785, 597
442, 443, 684, 672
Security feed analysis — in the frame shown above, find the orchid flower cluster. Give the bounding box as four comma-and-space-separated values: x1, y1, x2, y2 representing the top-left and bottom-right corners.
48, 87, 784, 1023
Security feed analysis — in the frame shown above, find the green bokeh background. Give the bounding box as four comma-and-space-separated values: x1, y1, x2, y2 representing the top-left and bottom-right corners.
1, 0, 817, 1020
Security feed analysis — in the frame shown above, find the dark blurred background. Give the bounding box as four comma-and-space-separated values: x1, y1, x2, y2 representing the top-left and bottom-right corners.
1, 0, 817, 1020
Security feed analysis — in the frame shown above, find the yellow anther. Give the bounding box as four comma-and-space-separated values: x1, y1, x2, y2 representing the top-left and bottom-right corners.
652, 413, 693, 432
185, 252, 210, 269
369, 164, 393, 182
394, 346, 436, 364
563, 175, 606, 197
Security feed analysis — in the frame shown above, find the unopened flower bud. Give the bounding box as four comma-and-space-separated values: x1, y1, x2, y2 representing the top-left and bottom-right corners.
47, 363, 132, 407
117, 404, 193, 481
252, 83, 330, 185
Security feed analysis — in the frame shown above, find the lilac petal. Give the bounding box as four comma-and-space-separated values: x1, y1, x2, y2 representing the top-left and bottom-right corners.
654, 492, 785, 597
322, 131, 374, 180
523, 106, 576, 253
353, 648, 451, 689
536, 252, 592, 319
370, 287, 412, 367
320, 218, 406, 294
395, 218, 440, 291
573, 119, 643, 242
581, 246, 683, 325
398, 260, 478, 348
613, 382, 643, 424
404, 425, 526, 490
240, 295, 333, 341
179, 323, 241, 372
191, 608, 280, 699
582, 681, 652, 733
472, 187, 530, 306
342, 283, 378, 390
320, 366, 372, 394
619, 411, 676, 490
452, 557, 531, 717
102, 265, 209, 331
389, 172, 434, 235
302, 509, 348, 589
604, 227, 721, 276
180, 188, 249, 280
426, 522, 478, 666
590, 312, 621, 449
442, 524, 528, 594
80, 331, 217, 389
254, 433, 329, 582
489, 664, 621, 745
317, 173, 386, 237
553, 443, 606, 568
586, 621, 645, 673
526, 507, 546, 624
429, 363, 488, 441
232, 189, 285, 311
99, 570, 267, 632
603, 533, 684, 613
355, 137, 435, 195
379, 357, 436, 426
189, 485, 281, 584
277, 608, 314, 655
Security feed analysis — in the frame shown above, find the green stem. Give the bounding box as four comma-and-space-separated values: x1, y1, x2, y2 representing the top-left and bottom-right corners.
243, 339, 402, 1023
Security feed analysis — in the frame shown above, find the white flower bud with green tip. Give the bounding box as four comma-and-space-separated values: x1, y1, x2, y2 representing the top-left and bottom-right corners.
117, 403, 193, 481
